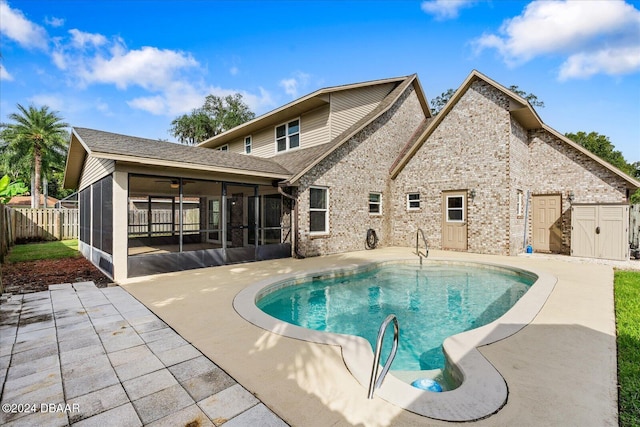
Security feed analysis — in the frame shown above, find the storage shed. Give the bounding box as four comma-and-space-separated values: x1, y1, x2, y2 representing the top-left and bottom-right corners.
571, 204, 630, 261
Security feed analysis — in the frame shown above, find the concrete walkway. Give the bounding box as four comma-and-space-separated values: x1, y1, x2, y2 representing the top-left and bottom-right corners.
119, 248, 620, 427
0, 282, 287, 426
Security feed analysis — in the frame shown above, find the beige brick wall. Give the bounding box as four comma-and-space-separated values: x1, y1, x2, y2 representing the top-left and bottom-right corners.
527, 129, 628, 253
296, 85, 426, 256
390, 80, 513, 255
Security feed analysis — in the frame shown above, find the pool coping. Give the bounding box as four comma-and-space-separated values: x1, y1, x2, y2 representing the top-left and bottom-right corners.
233, 257, 557, 422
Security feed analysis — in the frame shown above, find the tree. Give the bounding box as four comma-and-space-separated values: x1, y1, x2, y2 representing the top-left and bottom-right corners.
565, 131, 634, 176
430, 85, 544, 116
0, 174, 28, 204
565, 131, 639, 203
170, 93, 255, 145
0, 104, 69, 208
429, 89, 456, 116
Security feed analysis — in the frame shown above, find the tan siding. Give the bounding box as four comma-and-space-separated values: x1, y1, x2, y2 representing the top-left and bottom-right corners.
79, 156, 115, 189
330, 83, 394, 139
300, 105, 330, 149
249, 127, 276, 157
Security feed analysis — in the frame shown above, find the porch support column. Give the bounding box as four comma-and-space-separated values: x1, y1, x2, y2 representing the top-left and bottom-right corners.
112, 170, 128, 282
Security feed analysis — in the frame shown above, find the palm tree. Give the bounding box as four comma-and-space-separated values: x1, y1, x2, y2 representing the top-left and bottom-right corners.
0, 104, 69, 208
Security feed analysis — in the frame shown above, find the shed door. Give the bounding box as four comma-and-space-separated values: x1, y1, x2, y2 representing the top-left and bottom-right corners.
532, 195, 562, 253
572, 205, 628, 261
442, 191, 467, 250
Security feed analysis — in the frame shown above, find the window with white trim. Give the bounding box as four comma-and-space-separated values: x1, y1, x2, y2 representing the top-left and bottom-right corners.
407, 193, 420, 210
446, 195, 464, 222
517, 190, 524, 218
217, 144, 229, 152
244, 136, 252, 154
369, 192, 381, 214
309, 186, 328, 234
276, 119, 300, 152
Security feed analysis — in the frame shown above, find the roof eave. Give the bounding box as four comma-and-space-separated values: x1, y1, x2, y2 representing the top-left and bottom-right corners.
63, 129, 90, 189
198, 75, 413, 149
91, 151, 291, 181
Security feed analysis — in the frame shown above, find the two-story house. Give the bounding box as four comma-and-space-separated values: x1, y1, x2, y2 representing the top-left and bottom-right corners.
63, 70, 639, 281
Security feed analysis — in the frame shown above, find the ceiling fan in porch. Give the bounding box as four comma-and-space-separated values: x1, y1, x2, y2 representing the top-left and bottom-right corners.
154, 179, 195, 189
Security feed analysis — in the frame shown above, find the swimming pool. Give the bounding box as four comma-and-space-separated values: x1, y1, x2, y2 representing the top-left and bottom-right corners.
233, 258, 555, 421
257, 263, 534, 373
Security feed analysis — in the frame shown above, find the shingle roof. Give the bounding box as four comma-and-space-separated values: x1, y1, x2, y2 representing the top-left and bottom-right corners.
73, 127, 292, 177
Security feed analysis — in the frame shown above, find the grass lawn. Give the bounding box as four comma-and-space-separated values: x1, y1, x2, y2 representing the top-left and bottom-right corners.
615, 270, 640, 427
7, 239, 80, 263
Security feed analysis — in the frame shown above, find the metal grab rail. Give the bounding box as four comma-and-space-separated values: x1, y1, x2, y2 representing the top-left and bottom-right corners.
416, 228, 429, 264
368, 314, 399, 399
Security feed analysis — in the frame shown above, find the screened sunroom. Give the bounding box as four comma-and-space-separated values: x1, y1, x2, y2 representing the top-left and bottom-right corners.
126, 174, 291, 277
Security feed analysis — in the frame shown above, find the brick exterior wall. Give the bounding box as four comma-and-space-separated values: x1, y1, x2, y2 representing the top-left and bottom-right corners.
294, 77, 631, 258
390, 80, 513, 255
295, 85, 426, 257
526, 129, 628, 253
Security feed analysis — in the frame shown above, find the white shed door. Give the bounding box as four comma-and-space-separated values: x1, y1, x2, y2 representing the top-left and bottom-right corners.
571, 205, 629, 261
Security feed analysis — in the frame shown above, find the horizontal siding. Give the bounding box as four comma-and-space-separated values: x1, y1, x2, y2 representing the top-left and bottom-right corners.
248, 127, 276, 158
330, 83, 394, 139
79, 156, 115, 189
300, 105, 330, 149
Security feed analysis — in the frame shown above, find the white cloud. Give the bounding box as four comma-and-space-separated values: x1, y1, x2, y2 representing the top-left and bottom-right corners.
279, 71, 311, 98
128, 80, 275, 117
559, 46, 640, 80
0, 0, 48, 49
421, 0, 476, 20
69, 29, 107, 48
44, 16, 64, 27
474, 0, 640, 79
0, 64, 13, 81
229, 66, 239, 76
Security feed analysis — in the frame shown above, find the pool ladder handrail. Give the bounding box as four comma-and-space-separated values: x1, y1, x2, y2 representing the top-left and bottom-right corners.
416, 228, 429, 265
368, 314, 399, 399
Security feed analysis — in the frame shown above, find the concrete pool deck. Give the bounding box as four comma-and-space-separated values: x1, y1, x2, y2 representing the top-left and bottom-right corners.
116, 247, 621, 427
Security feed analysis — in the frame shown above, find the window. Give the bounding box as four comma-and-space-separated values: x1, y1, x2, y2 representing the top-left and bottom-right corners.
369, 192, 381, 214
217, 144, 229, 152
407, 193, 421, 210
446, 195, 464, 222
309, 187, 328, 233
244, 136, 252, 154
517, 190, 524, 217
276, 119, 300, 152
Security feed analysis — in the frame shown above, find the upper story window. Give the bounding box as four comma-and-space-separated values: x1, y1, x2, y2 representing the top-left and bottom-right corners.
369, 192, 381, 215
217, 144, 229, 152
244, 136, 252, 154
276, 119, 300, 152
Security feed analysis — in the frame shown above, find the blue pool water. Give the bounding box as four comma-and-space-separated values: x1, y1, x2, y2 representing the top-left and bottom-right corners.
257, 263, 534, 371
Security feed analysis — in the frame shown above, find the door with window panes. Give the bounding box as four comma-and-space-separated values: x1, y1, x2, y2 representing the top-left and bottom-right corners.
442, 191, 467, 250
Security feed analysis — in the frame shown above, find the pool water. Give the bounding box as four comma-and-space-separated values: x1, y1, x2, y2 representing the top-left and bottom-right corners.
257, 263, 534, 371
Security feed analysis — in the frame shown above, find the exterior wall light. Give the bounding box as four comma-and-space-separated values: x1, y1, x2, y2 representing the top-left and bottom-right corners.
568, 191, 574, 203
469, 189, 476, 201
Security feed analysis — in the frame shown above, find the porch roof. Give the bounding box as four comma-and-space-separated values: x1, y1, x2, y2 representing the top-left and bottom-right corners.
64, 127, 293, 189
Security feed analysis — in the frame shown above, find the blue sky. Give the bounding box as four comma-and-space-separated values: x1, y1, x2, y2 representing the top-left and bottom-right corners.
1, 0, 639, 162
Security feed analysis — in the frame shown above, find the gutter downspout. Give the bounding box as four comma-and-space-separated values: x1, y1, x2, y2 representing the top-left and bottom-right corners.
278, 185, 302, 258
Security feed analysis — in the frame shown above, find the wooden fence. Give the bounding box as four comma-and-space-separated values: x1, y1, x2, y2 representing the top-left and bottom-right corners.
1, 204, 9, 263
7, 208, 79, 242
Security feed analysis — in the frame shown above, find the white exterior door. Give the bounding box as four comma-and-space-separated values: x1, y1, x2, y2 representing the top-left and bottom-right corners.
571, 204, 629, 261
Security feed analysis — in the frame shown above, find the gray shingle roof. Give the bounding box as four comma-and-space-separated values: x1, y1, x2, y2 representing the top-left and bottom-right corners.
73, 127, 292, 177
